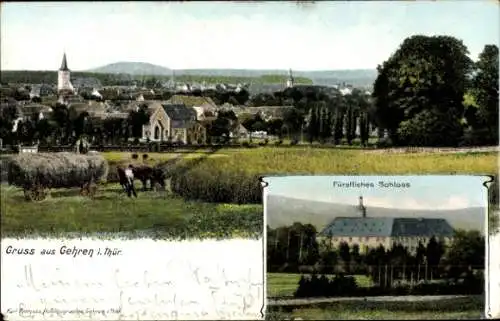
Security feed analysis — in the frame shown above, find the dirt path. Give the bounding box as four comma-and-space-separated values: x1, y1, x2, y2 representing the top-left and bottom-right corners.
365, 146, 498, 154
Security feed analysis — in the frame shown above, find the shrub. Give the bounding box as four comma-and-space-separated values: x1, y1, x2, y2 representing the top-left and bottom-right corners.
131, 153, 139, 160
142, 153, 149, 161
171, 165, 262, 204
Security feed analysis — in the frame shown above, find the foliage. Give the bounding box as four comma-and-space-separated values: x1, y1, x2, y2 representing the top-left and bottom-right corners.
372, 35, 473, 146
0, 70, 313, 86
171, 163, 262, 204
467, 45, 499, 145
268, 223, 485, 299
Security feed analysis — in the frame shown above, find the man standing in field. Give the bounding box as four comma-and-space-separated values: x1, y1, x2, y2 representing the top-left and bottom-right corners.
124, 164, 138, 198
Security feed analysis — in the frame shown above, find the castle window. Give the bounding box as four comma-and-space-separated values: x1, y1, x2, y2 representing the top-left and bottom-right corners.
349, 237, 352, 242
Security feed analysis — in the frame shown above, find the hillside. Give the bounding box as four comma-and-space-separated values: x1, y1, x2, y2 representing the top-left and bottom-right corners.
266, 195, 485, 233
2, 63, 376, 87
87, 62, 172, 76
176, 68, 377, 87
87, 62, 376, 87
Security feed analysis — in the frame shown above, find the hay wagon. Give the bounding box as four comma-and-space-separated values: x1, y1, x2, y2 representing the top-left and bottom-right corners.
7, 152, 108, 202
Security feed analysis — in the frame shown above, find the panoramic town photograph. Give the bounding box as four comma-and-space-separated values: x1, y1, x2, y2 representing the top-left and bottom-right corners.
264, 175, 490, 320
0, 0, 498, 242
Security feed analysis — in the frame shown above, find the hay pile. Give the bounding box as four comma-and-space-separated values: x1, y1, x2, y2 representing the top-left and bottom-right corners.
7, 152, 109, 189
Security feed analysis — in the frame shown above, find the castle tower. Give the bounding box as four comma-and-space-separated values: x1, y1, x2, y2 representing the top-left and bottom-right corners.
57, 53, 74, 94
358, 196, 367, 218
286, 68, 294, 88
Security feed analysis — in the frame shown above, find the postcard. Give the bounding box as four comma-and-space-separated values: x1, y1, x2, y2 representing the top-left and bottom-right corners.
263, 175, 496, 320
1, 0, 499, 320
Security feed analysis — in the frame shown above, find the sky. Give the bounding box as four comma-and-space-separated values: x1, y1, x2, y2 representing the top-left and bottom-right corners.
265, 175, 489, 210
1, 1, 499, 71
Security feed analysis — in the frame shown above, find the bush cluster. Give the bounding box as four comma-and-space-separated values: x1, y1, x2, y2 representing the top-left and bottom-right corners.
171, 165, 262, 204
294, 273, 484, 298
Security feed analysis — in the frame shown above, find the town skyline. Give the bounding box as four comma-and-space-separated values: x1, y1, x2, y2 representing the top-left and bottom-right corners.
1, 1, 498, 71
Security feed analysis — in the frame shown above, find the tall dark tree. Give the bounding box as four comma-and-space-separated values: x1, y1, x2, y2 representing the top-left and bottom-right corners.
128, 104, 150, 140
332, 96, 346, 145
470, 44, 499, 145
372, 35, 473, 146
444, 230, 485, 281
338, 242, 351, 273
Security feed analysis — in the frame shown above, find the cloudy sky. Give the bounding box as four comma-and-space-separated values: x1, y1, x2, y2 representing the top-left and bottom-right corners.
265, 175, 489, 210
1, 1, 498, 71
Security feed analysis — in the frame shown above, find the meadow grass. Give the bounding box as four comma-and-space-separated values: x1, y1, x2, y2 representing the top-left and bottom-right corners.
0, 183, 262, 238
103, 147, 497, 175
200, 148, 497, 175
2, 147, 495, 237
267, 272, 373, 298
266, 296, 483, 320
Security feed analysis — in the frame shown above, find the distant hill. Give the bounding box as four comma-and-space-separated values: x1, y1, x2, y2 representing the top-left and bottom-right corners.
87, 62, 377, 87
267, 195, 485, 233
175, 68, 377, 88
87, 62, 172, 76
3, 62, 377, 88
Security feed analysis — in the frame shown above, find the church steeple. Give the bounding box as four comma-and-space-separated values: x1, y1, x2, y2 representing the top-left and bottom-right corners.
60, 53, 69, 71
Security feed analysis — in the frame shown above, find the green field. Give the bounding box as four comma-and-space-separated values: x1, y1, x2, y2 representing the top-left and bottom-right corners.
266, 297, 483, 320
267, 272, 373, 298
1, 147, 496, 238
170, 147, 496, 175
0, 183, 262, 239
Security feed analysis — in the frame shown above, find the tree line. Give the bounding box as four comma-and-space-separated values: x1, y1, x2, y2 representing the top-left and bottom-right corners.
0, 70, 313, 87
267, 223, 485, 285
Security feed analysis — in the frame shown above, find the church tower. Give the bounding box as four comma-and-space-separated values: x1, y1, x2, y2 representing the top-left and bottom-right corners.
57, 53, 74, 94
286, 68, 295, 88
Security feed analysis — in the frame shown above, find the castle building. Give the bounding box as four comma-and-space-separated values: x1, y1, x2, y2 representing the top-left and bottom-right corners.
57, 53, 74, 94
317, 196, 455, 254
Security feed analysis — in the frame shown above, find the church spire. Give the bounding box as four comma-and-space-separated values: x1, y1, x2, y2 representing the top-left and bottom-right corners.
60, 53, 69, 71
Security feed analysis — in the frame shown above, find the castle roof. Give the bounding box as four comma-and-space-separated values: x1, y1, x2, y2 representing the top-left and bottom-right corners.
318, 217, 455, 238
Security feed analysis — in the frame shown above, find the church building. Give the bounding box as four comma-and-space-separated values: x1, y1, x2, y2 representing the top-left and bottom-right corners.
57, 53, 74, 94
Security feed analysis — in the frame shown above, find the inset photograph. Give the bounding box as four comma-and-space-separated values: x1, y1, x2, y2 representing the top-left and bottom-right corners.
265, 175, 488, 320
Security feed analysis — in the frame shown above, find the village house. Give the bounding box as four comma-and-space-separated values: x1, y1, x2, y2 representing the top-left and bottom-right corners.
230, 123, 250, 139
317, 197, 455, 254
163, 104, 206, 144
165, 95, 217, 121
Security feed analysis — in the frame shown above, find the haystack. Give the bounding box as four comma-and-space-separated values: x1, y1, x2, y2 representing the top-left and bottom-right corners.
7, 152, 109, 201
